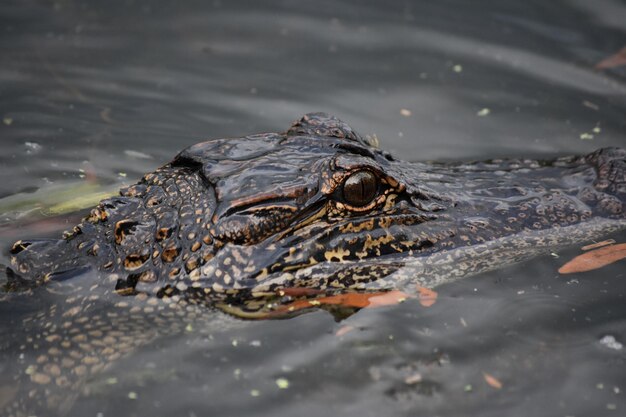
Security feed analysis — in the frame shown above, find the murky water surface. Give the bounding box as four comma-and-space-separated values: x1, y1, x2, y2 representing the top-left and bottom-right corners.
1, 1, 625, 416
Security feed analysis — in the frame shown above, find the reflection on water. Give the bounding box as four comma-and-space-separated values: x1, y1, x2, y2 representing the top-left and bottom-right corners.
1, 0, 625, 416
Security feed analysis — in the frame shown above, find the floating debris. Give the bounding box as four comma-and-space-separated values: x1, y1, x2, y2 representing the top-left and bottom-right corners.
44, 188, 118, 216
416, 286, 437, 307
124, 150, 153, 160
582, 100, 599, 111
24, 141, 42, 154
599, 335, 623, 351
559, 243, 626, 274
275, 377, 290, 389
579, 123, 601, 141
483, 372, 503, 389
335, 325, 355, 337
400, 109, 412, 117
269, 290, 410, 317
476, 108, 490, 117
128, 391, 138, 400
582, 239, 615, 251
404, 373, 422, 385
452, 64, 463, 73
250, 389, 260, 397
3, 117, 13, 125
580, 132, 594, 140
595, 46, 626, 70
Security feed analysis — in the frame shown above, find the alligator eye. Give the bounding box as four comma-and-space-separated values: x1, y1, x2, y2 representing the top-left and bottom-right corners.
342, 171, 378, 207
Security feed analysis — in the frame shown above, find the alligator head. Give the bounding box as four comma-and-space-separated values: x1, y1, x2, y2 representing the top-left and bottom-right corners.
9, 113, 626, 303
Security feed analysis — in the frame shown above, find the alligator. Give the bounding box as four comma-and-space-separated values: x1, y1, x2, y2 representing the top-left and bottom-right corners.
1, 113, 625, 416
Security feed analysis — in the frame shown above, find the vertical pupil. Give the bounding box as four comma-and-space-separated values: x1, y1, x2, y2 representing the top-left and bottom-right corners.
343, 171, 377, 206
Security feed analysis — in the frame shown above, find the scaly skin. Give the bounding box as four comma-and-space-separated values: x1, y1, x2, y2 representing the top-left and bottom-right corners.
2, 113, 625, 416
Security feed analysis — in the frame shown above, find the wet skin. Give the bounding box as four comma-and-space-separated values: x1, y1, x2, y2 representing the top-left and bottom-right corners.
2, 113, 625, 415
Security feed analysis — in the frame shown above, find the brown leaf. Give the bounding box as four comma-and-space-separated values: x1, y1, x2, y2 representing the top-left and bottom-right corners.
581, 239, 615, 251
416, 286, 438, 307
559, 243, 626, 274
366, 291, 410, 307
483, 372, 503, 389
317, 290, 409, 309
270, 290, 411, 316
595, 46, 626, 70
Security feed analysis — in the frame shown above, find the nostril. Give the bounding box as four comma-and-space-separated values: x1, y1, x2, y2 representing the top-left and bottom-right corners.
10, 240, 31, 255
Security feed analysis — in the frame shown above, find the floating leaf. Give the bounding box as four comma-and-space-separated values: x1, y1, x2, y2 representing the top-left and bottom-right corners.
45, 190, 119, 216
483, 372, 503, 389
365, 291, 409, 308
581, 239, 615, 251
595, 46, 626, 70
0, 182, 119, 219
559, 243, 626, 274
275, 378, 290, 389
220, 287, 419, 320
269, 290, 410, 316
416, 286, 438, 307
316, 290, 409, 309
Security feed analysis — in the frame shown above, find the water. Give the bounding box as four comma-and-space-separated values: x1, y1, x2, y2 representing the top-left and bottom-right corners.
1, 0, 625, 415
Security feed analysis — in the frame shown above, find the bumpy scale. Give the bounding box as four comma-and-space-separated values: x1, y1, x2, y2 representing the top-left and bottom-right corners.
2, 113, 625, 416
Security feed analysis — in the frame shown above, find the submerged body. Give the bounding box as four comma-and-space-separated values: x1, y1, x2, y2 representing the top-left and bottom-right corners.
2, 113, 626, 415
